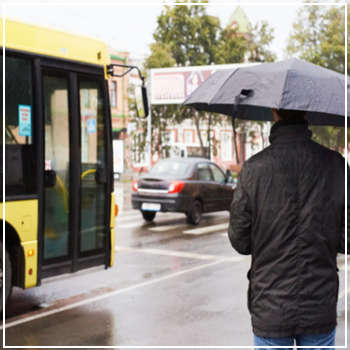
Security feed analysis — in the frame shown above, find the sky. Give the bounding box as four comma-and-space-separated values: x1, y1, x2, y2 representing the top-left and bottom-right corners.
2, 0, 346, 61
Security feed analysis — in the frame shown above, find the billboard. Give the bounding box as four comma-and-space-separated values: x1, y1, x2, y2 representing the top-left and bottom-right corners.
150, 63, 256, 105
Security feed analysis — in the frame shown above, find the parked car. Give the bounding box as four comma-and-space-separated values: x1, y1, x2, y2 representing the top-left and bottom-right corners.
131, 158, 235, 225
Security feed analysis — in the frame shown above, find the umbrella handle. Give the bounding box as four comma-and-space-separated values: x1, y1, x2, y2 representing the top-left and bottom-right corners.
232, 89, 252, 165
232, 115, 240, 165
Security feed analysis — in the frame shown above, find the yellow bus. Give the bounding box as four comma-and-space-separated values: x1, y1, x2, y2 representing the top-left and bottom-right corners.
1, 19, 147, 310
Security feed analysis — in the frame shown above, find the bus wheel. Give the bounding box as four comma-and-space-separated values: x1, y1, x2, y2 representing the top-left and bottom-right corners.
0, 242, 12, 313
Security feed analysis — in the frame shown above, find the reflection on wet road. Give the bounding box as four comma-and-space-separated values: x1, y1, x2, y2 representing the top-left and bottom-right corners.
2, 182, 349, 346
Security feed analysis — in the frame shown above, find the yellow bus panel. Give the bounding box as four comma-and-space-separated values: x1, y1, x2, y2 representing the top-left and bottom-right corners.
110, 192, 116, 267
1, 19, 110, 67
1, 200, 39, 288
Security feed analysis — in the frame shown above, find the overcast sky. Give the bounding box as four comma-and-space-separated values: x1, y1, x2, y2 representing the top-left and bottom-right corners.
2, 0, 346, 61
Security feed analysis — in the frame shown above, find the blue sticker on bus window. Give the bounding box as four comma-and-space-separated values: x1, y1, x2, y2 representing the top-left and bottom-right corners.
18, 105, 32, 137
87, 118, 97, 134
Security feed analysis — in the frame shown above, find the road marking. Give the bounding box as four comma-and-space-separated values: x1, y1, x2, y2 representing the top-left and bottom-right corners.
115, 245, 245, 263
2, 260, 227, 330
118, 210, 139, 217
183, 223, 228, 235
338, 264, 349, 271
149, 223, 187, 232
338, 286, 350, 299
116, 213, 142, 222
116, 222, 144, 229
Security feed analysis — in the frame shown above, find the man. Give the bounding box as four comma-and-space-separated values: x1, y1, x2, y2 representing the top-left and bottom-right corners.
228, 108, 347, 349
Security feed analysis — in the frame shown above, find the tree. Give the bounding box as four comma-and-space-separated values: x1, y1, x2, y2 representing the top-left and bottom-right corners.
247, 20, 276, 63
131, 2, 277, 161
215, 27, 247, 64
130, 42, 178, 162
287, 4, 345, 73
150, 2, 228, 158
145, 43, 176, 69
286, 4, 346, 152
153, 3, 221, 67
150, 2, 271, 159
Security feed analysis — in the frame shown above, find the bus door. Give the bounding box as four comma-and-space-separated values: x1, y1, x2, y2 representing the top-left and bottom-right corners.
41, 68, 111, 276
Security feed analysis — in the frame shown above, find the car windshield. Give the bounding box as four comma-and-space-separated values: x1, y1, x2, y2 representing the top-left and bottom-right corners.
149, 160, 191, 178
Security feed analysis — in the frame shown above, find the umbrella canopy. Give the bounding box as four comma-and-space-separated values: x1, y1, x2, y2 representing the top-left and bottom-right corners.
184, 58, 348, 126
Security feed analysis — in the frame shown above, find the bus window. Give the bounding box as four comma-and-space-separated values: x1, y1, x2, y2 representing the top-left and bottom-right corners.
6, 56, 33, 145
79, 78, 107, 254
43, 74, 70, 260
5, 55, 36, 196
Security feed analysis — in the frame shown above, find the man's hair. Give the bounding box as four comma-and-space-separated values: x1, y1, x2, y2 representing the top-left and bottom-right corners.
277, 109, 306, 121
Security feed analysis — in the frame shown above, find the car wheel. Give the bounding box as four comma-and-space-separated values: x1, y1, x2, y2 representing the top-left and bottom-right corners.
141, 211, 156, 222
0, 242, 12, 313
187, 200, 202, 225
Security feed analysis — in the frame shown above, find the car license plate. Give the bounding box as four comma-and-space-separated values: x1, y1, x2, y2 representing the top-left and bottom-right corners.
141, 203, 161, 211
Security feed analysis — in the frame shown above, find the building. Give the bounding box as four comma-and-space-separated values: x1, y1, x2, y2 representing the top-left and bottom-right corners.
108, 49, 131, 176
108, 49, 130, 136
227, 5, 251, 35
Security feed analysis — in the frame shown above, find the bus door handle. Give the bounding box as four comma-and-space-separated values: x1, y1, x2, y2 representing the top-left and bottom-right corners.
95, 167, 107, 184
44, 169, 57, 188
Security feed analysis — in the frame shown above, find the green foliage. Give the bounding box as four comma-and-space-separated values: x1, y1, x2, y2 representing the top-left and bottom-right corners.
214, 27, 247, 64
247, 21, 276, 63
310, 126, 345, 152
153, 3, 220, 66
286, 4, 345, 74
145, 43, 176, 69
286, 3, 346, 151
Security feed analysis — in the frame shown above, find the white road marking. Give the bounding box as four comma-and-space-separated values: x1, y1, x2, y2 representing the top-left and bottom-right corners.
116, 213, 142, 222
117, 210, 139, 217
2, 260, 227, 330
115, 245, 245, 263
338, 264, 349, 271
220, 232, 228, 237
149, 223, 187, 232
116, 222, 144, 229
338, 286, 350, 299
183, 223, 228, 235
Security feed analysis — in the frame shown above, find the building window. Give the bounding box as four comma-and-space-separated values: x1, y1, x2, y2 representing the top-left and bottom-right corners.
200, 130, 214, 147
165, 130, 176, 144
221, 131, 233, 161
109, 81, 117, 108
183, 130, 193, 144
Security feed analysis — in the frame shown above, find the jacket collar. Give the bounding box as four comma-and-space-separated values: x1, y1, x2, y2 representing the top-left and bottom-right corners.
269, 119, 312, 144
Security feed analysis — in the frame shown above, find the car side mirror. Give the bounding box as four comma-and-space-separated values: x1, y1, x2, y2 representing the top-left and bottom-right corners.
225, 169, 232, 183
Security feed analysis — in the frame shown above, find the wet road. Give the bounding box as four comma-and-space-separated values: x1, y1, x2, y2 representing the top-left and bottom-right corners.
2, 182, 349, 347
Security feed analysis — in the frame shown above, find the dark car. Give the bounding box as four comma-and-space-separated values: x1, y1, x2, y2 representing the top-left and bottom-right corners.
131, 158, 235, 225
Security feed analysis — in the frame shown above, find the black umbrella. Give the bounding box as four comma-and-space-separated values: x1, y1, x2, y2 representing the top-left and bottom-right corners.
184, 58, 348, 127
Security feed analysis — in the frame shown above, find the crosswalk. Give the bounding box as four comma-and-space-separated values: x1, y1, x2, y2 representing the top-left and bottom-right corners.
115, 209, 349, 271
116, 209, 230, 237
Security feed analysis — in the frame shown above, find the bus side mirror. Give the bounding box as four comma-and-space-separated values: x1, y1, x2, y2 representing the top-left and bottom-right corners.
142, 86, 149, 118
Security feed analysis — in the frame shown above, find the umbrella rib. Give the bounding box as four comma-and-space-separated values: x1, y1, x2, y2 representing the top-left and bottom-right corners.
278, 69, 291, 110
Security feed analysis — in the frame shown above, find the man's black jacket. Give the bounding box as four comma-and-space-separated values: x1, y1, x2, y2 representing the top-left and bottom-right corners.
228, 120, 347, 338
